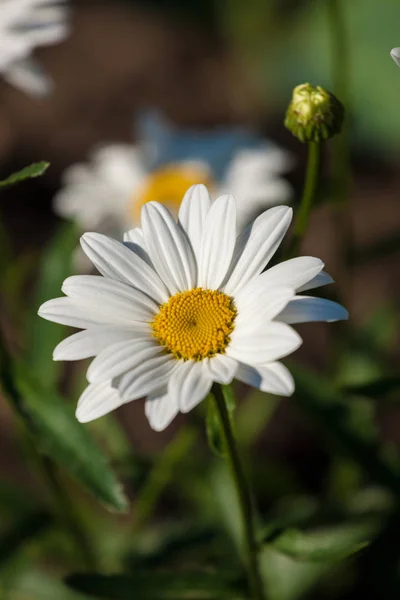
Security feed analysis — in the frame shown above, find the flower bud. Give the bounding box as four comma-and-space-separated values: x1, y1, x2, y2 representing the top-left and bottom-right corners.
284, 83, 344, 143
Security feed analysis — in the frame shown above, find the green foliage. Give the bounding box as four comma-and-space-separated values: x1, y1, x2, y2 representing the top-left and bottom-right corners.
266, 522, 373, 562
206, 387, 236, 458
67, 571, 246, 599
13, 366, 128, 513
0, 162, 49, 188
27, 221, 78, 388
0, 511, 53, 568
291, 364, 400, 496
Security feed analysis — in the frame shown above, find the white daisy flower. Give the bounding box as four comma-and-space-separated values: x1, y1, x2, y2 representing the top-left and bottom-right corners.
39, 185, 348, 432
54, 143, 293, 236
390, 48, 400, 67
0, 0, 69, 96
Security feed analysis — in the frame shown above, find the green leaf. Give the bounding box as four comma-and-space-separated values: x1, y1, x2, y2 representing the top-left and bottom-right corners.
260, 546, 331, 600
0, 511, 53, 568
342, 376, 400, 400
134, 427, 197, 527
0, 162, 49, 188
67, 572, 246, 599
268, 522, 374, 563
206, 393, 226, 457
221, 384, 236, 413
291, 364, 400, 495
206, 387, 236, 458
13, 365, 128, 513
26, 221, 78, 388
9, 568, 93, 600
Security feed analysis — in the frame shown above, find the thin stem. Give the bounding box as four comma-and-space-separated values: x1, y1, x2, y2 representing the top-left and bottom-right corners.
287, 141, 321, 259
0, 331, 97, 571
213, 384, 266, 600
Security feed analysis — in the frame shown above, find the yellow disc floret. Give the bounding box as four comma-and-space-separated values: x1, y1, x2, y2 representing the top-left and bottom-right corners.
131, 164, 212, 221
151, 288, 237, 361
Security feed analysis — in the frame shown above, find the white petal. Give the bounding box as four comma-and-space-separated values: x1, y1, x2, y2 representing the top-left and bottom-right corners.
53, 326, 135, 361
224, 206, 293, 295
62, 275, 159, 322
228, 321, 302, 365
145, 390, 179, 431
178, 184, 212, 260
297, 270, 334, 292
4, 57, 52, 97
38, 297, 137, 329
391, 48, 400, 68
258, 257, 324, 292
141, 202, 196, 294
168, 360, 212, 413
234, 285, 294, 324
118, 354, 176, 402
205, 354, 238, 384
87, 338, 161, 383
76, 381, 125, 423
92, 145, 145, 192
277, 296, 349, 324
235, 362, 294, 396
198, 194, 237, 289
123, 228, 153, 267
80, 232, 169, 304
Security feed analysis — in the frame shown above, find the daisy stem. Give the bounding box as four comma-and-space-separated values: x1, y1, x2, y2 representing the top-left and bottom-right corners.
213, 384, 266, 600
287, 141, 321, 258
0, 333, 97, 571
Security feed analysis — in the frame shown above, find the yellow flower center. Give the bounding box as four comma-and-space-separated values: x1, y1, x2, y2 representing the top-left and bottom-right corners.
151, 288, 237, 361
132, 164, 212, 220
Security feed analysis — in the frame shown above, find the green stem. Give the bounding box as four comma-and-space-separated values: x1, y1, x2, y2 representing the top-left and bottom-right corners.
0, 332, 97, 571
213, 384, 266, 600
287, 141, 321, 258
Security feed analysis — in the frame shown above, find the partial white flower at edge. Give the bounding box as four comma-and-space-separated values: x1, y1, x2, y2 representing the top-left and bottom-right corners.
390, 48, 400, 67
0, 0, 69, 96
39, 185, 348, 432
54, 142, 293, 238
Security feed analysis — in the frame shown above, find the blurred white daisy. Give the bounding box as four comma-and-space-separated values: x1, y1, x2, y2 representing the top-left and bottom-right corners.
39, 185, 348, 432
390, 48, 400, 67
54, 142, 293, 237
0, 0, 69, 96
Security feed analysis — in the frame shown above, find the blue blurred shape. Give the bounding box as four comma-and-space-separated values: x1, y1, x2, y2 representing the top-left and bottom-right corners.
136, 111, 269, 181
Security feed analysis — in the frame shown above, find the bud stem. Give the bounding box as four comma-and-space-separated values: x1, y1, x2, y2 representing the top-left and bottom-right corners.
287, 141, 321, 258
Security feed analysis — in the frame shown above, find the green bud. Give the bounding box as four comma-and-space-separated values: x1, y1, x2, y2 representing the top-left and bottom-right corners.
284, 83, 344, 143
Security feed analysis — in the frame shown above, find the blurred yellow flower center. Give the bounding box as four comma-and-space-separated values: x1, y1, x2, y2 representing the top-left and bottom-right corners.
132, 164, 211, 220
152, 288, 236, 361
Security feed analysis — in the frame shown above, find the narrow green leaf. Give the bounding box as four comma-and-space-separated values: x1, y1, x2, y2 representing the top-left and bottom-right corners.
13, 365, 128, 513
10, 568, 93, 600
0, 511, 53, 568
261, 545, 331, 600
291, 364, 400, 495
206, 393, 226, 457
0, 162, 49, 188
27, 221, 78, 388
268, 522, 374, 563
134, 427, 196, 527
221, 384, 236, 413
342, 376, 400, 400
67, 572, 246, 599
